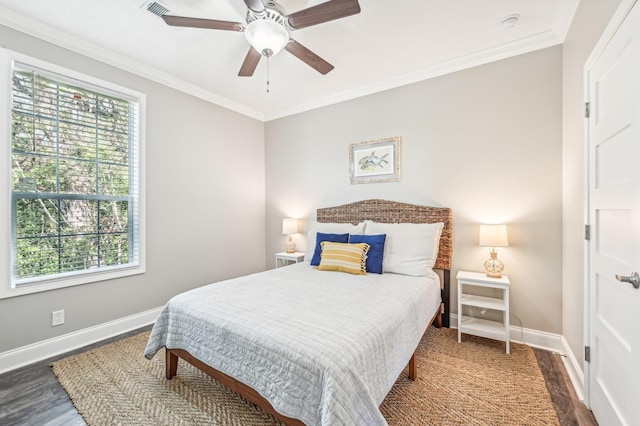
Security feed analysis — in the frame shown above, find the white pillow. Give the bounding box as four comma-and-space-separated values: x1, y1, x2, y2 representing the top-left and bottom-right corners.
304, 221, 366, 261
364, 220, 444, 276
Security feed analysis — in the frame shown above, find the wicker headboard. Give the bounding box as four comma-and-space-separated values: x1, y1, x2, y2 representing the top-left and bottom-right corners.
316, 199, 453, 270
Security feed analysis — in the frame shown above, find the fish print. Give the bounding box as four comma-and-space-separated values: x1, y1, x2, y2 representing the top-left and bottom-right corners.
359, 151, 389, 171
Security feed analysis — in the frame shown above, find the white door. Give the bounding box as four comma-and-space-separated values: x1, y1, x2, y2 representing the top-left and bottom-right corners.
587, 2, 640, 425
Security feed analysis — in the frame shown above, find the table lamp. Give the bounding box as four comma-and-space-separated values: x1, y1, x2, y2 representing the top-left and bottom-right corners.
282, 219, 299, 253
479, 224, 509, 278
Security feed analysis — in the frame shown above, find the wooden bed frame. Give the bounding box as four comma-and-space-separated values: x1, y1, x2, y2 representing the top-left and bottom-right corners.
165, 199, 453, 425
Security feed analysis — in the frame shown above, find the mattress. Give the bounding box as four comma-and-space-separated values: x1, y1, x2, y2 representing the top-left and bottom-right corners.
144, 262, 441, 426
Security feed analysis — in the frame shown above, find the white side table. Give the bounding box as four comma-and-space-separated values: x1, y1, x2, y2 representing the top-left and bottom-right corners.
275, 252, 305, 268
457, 270, 511, 354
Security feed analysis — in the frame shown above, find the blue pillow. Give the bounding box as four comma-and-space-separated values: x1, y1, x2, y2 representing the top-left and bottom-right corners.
349, 234, 386, 274
310, 232, 349, 266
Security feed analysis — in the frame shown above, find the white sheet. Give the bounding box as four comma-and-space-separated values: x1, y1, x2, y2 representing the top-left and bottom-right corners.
144, 262, 441, 426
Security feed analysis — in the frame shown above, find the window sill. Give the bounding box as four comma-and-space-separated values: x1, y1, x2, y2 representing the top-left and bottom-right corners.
0, 265, 145, 299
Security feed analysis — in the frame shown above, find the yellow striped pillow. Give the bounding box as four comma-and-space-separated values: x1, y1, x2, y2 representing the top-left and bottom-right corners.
317, 242, 370, 275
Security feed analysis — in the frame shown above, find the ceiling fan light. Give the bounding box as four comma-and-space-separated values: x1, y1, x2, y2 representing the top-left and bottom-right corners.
245, 19, 289, 57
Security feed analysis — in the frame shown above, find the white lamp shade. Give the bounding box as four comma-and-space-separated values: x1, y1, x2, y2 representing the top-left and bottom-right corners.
245, 19, 289, 57
282, 219, 298, 235
479, 224, 509, 247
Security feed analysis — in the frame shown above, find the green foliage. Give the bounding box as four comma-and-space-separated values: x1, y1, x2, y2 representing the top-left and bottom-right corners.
11, 70, 136, 280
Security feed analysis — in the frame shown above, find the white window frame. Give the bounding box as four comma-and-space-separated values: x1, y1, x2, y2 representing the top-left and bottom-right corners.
0, 48, 146, 299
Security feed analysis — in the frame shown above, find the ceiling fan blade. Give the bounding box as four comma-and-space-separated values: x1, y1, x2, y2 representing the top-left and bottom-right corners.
243, 0, 265, 13
285, 40, 334, 75
287, 0, 361, 30
162, 15, 244, 31
238, 47, 262, 77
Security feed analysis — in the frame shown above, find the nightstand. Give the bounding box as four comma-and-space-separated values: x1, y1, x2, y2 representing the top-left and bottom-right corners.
275, 252, 305, 268
457, 270, 511, 354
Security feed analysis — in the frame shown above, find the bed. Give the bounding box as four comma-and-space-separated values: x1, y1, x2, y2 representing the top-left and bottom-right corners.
144, 199, 453, 426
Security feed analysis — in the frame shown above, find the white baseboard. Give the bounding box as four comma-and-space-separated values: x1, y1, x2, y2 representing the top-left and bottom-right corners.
449, 313, 564, 352
0, 306, 162, 374
560, 336, 586, 404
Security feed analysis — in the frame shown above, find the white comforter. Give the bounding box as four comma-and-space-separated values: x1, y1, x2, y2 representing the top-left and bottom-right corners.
144, 262, 440, 426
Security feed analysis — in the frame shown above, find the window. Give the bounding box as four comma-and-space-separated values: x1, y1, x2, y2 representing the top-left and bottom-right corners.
1, 50, 145, 297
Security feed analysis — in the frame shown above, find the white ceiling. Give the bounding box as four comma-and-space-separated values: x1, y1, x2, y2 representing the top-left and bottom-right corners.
0, 0, 578, 121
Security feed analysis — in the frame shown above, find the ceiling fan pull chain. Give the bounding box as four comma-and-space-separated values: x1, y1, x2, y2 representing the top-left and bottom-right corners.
266, 55, 270, 93
161, 1, 360, 81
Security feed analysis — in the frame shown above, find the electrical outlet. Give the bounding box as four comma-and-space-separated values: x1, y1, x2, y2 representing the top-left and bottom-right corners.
52, 310, 65, 326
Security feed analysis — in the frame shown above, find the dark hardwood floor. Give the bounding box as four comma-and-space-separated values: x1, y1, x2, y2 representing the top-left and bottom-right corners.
0, 327, 597, 426
0, 325, 152, 426
533, 348, 598, 426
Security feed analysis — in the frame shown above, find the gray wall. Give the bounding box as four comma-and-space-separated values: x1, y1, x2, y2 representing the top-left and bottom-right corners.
265, 46, 563, 334
561, 0, 621, 371
0, 25, 266, 353
2, 1, 621, 358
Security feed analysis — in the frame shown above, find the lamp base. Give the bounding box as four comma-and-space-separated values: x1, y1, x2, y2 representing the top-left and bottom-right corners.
485, 271, 503, 279
285, 235, 296, 254
483, 251, 504, 278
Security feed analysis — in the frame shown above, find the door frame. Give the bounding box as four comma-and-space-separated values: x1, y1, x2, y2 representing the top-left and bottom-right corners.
582, 0, 638, 408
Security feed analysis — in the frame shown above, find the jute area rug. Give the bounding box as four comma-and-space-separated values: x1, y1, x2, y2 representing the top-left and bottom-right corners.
52, 328, 559, 425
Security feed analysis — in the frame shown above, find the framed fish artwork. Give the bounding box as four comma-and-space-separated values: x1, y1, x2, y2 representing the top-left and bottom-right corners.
349, 136, 401, 184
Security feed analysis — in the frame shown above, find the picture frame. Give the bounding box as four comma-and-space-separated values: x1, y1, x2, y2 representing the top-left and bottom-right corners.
349, 136, 401, 184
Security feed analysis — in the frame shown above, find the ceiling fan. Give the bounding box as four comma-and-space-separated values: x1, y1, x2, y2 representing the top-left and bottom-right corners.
161, 0, 361, 77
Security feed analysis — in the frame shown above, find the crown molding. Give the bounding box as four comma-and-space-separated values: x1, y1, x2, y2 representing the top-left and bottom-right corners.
0, 5, 265, 121
0, 4, 570, 123
552, 0, 581, 42
264, 30, 564, 121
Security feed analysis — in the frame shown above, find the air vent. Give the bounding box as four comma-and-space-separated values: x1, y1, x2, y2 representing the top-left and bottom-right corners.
144, 1, 171, 17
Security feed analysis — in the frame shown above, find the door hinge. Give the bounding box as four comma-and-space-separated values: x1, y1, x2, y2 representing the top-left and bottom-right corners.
585, 224, 591, 241
585, 102, 591, 118
585, 346, 591, 363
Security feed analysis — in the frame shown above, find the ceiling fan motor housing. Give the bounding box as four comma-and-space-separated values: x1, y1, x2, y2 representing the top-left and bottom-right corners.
246, 2, 288, 27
